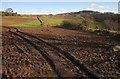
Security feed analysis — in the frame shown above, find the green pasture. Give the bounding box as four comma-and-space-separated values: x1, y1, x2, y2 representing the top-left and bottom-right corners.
9, 16, 64, 27
40, 16, 64, 26
3, 15, 119, 34
2, 15, 106, 29
12, 19, 40, 27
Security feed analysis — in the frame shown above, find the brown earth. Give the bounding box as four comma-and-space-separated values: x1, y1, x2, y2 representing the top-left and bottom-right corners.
2, 26, 120, 78
2, 16, 35, 26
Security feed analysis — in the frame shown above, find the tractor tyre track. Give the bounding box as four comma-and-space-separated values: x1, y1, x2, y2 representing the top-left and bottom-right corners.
7, 27, 100, 79
8, 28, 61, 78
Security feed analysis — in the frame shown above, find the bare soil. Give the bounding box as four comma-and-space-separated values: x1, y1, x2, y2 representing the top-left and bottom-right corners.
2, 26, 120, 78
2, 16, 34, 26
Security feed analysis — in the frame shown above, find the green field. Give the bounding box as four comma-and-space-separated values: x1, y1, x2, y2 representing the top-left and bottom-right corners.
2, 14, 119, 34
2, 16, 64, 27
12, 19, 40, 27
1, 15, 108, 29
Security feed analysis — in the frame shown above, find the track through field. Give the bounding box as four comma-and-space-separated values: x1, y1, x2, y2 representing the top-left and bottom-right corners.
4, 27, 100, 78
2, 26, 119, 78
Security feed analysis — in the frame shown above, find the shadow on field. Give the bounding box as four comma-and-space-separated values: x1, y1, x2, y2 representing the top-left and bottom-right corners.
55, 24, 120, 40
54, 20, 84, 31
33, 33, 112, 49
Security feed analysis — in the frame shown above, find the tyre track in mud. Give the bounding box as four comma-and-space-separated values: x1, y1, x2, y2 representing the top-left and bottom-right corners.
3, 27, 57, 77
7, 27, 61, 78
8, 27, 85, 78
5, 27, 100, 79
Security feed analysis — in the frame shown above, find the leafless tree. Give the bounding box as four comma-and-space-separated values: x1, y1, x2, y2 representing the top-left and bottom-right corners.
5, 8, 14, 13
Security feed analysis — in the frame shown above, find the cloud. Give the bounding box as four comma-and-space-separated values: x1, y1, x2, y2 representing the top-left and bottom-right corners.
86, 8, 93, 10
90, 3, 96, 7
61, 8, 65, 11
60, 8, 65, 13
82, 8, 93, 11
89, 3, 105, 9
98, 5, 105, 8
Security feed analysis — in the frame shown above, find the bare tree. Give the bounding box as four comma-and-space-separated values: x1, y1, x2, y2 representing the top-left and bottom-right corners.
5, 8, 14, 13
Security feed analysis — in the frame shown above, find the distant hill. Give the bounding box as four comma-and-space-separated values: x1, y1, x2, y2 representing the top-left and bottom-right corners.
58, 10, 116, 15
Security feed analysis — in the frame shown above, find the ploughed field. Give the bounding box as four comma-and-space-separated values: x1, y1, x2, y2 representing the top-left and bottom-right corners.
2, 26, 120, 78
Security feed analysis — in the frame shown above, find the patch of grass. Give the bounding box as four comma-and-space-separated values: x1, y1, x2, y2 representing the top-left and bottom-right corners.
109, 30, 120, 34
10, 16, 64, 27
6, 16, 64, 27
11, 19, 41, 27
41, 16, 64, 26
94, 21, 106, 29
48, 18, 64, 24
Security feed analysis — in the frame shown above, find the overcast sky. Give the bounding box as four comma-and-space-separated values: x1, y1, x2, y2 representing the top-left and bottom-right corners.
1, 2, 118, 14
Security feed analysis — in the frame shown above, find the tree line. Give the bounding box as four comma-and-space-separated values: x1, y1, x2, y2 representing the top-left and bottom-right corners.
0, 8, 20, 16
0, 11, 18, 16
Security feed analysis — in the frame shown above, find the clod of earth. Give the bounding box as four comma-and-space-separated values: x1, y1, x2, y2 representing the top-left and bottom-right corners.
112, 45, 120, 52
